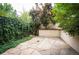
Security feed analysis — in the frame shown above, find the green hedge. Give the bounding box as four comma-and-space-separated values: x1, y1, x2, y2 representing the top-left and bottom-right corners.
0, 16, 21, 44
0, 16, 28, 44
0, 16, 39, 44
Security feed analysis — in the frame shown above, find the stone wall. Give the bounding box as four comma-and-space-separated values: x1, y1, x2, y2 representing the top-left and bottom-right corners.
60, 31, 79, 53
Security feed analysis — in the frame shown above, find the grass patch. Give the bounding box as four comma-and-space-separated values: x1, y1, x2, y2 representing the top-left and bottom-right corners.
0, 35, 32, 54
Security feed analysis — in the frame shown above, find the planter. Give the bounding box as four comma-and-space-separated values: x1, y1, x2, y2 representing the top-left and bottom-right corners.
60, 31, 79, 53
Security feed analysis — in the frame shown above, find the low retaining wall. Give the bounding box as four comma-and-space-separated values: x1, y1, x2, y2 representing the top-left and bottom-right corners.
60, 31, 79, 53
39, 30, 79, 53
39, 29, 61, 37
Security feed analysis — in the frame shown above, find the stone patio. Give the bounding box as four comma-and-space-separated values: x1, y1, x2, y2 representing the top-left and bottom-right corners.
2, 37, 79, 55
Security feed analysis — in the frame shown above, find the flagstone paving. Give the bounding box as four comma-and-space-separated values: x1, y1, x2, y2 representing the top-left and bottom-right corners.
2, 37, 79, 55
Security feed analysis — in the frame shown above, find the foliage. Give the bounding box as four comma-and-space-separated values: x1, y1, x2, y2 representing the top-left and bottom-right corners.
0, 3, 40, 44
19, 10, 39, 35
0, 3, 17, 18
29, 6, 40, 35
0, 3, 34, 44
40, 3, 55, 28
0, 3, 35, 54
52, 3, 79, 36
0, 16, 26, 44
30, 3, 55, 34
20, 10, 32, 23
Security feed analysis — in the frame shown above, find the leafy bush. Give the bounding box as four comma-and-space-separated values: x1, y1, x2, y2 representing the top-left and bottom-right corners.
20, 10, 40, 35
0, 16, 40, 44
52, 3, 79, 36
0, 16, 28, 44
